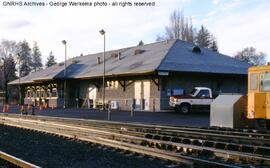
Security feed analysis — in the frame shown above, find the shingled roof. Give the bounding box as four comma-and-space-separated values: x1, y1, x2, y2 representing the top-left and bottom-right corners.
9, 39, 250, 85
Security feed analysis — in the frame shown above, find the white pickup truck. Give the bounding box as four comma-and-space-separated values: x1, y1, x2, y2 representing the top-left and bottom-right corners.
169, 87, 216, 114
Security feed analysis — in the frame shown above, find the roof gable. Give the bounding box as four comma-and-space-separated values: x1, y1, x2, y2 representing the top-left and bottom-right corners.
157, 40, 250, 75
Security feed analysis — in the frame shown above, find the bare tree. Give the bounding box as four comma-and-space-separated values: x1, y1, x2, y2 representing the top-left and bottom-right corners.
156, 10, 195, 42
0, 40, 19, 59
0, 40, 19, 90
234, 47, 266, 66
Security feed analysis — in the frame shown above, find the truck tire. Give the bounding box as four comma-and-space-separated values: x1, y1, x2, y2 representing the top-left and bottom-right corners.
175, 105, 180, 113
177, 104, 190, 114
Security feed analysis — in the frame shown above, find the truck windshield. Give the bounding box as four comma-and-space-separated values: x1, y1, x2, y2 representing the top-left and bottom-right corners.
190, 89, 197, 96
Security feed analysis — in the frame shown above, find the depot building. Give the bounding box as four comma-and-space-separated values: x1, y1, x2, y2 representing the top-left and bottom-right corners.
9, 39, 250, 111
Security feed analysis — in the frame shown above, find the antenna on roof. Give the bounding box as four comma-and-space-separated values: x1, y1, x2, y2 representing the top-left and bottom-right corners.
97, 57, 101, 64
118, 52, 121, 60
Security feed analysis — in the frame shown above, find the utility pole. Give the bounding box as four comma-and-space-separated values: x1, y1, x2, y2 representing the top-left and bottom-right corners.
62, 40, 67, 108
99, 29, 106, 110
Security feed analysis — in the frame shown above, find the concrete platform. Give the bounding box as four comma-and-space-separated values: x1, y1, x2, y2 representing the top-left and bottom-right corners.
0, 106, 209, 127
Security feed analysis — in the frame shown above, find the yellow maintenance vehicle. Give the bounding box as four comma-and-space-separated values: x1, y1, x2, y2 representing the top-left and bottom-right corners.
247, 65, 270, 128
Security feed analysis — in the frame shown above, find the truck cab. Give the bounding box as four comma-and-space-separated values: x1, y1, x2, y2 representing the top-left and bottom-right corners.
169, 87, 214, 114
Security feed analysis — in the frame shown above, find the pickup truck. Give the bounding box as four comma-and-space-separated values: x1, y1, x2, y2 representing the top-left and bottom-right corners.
169, 87, 216, 114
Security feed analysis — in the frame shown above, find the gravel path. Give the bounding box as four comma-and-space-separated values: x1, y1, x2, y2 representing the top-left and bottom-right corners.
0, 125, 183, 168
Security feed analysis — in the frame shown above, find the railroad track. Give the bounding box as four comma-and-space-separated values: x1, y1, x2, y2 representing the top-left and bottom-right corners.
0, 150, 40, 168
0, 114, 269, 167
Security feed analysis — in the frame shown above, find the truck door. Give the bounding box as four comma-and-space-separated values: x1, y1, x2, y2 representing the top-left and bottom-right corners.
197, 89, 212, 108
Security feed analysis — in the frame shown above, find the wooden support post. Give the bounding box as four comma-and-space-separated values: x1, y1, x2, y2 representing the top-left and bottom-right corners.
118, 81, 126, 91
151, 78, 160, 91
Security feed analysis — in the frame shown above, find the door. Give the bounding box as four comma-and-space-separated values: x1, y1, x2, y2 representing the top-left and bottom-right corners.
266, 93, 270, 119
143, 81, 150, 110
88, 86, 97, 108
254, 93, 266, 118
134, 82, 142, 110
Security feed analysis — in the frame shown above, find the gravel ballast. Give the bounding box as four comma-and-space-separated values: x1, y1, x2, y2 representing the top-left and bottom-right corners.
0, 124, 182, 168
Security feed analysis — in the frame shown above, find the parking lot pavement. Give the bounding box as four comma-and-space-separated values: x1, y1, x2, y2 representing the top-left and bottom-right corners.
0, 106, 210, 127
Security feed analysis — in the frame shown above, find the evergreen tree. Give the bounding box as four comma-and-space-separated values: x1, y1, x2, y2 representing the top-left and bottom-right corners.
4, 55, 17, 82
32, 41, 43, 72
210, 40, 219, 52
45, 51, 57, 68
138, 40, 144, 46
195, 25, 219, 52
17, 40, 32, 77
0, 55, 16, 91
195, 25, 211, 48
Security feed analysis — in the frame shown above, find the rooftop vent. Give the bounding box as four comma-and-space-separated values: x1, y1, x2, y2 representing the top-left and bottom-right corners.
192, 46, 201, 53
72, 60, 80, 64
97, 57, 101, 64
111, 53, 118, 58
118, 52, 121, 60
58, 62, 64, 66
134, 49, 145, 55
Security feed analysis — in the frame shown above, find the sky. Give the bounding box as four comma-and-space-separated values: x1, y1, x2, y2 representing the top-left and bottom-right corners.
0, 0, 269, 63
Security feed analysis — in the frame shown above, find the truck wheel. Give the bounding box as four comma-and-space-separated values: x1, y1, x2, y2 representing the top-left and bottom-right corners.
175, 105, 180, 113
180, 104, 190, 114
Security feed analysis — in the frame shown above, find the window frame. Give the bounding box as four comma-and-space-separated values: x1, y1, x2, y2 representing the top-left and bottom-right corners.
260, 72, 270, 92
250, 73, 258, 90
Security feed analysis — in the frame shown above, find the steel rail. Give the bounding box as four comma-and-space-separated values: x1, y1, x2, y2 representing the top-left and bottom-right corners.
0, 151, 40, 168
14, 114, 269, 146
3, 114, 269, 139
24, 118, 269, 156
1, 117, 269, 167
1, 114, 270, 156
0, 118, 243, 167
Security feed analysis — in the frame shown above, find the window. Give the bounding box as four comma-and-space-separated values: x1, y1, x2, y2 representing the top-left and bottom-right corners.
190, 88, 198, 96
40, 90, 45, 98
250, 73, 257, 90
51, 88, 58, 97
36, 90, 40, 98
197, 90, 210, 98
261, 73, 270, 91
106, 81, 119, 89
46, 90, 51, 97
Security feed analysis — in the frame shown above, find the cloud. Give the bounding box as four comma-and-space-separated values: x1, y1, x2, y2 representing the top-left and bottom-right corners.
207, 2, 270, 60
212, 0, 220, 5
0, 0, 269, 64
6, 20, 31, 29
0, 0, 190, 63
206, 10, 217, 17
